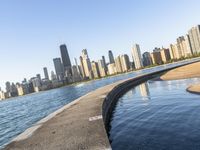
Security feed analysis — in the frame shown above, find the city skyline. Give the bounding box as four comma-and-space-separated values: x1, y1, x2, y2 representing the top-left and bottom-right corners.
1, 0, 200, 89
1, 23, 200, 93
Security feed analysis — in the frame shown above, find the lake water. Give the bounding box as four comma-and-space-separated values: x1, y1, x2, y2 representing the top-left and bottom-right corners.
109, 78, 200, 150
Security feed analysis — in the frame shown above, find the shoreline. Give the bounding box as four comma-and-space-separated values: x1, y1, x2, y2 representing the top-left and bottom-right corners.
158, 61, 200, 95
186, 84, 200, 95
1, 57, 197, 102
3, 59, 200, 150
2, 79, 119, 150
159, 61, 200, 81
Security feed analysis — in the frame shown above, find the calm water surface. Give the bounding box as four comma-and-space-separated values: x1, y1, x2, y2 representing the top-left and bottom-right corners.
109, 78, 200, 150
0, 58, 199, 149
0, 72, 137, 148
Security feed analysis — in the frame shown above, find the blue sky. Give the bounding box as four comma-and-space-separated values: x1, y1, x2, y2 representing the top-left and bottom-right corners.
0, 0, 200, 89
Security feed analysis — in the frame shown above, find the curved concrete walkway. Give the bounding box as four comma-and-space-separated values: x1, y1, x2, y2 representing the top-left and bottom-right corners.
3, 59, 200, 150
3, 81, 124, 150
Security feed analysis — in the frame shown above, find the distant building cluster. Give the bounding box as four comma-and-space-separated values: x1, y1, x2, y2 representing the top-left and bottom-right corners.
1, 25, 200, 100
141, 25, 200, 67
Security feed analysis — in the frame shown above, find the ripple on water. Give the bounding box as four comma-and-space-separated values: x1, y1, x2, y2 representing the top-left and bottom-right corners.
109, 78, 200, 150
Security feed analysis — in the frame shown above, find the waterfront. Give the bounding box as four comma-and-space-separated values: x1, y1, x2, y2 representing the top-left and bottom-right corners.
0, 58, 199, 149
109, 77, 200, 150
0, 71, 135, 148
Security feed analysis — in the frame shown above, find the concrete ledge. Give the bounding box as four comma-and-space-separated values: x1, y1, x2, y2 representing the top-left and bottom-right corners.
102, 59, 200, 133
10, 93, 91, 142
103, 71, 164, 133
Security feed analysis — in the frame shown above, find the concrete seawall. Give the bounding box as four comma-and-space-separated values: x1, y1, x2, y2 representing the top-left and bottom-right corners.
3, 59, 200, 150
103, 67, 184, 133
103, 58, 200, 132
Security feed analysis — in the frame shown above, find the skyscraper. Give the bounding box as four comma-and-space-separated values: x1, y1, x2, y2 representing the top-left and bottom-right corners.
98, 59, 106, 77
170, 35, 193, 59
71, 65, 81, 82
151, 48, 163, 65
51, 71, 57, 81
79, 56, 86, 79
188, 25, 200, 54
81, 49, 92, 78
43, 67, 49, 80
60, 44, 72, 76
115, 55, 123, 73
107, 63, 117, 75
31, 78, 41, 92
74, 58, 82, 79
91, 61, 100, 78
5, 82, 11, 94
10, 83, 18, 97
169, 44, 181, 59
176, 36, 186, 57
160, 48, 171, 63
131, 44, 143, 69
142, 52, 152, 66
36, 74, 41, 83
184, 34, 193, 56
108, 50, 115, 64
169, 44, 175, 59
53, 58, 65, 81
102, 56, 107, 74
120, 54, 130, 72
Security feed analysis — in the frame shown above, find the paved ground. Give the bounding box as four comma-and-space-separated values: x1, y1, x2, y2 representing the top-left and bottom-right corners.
3, 81, 123, 150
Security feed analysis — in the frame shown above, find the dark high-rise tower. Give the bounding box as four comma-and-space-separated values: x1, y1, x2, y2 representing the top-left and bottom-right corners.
108, 50, 115, 64
60, 44, 72, 76
102, 56, 108, 73
43, 67, 49, 80
36, 74, 42, 82
5, 81, 11, 93
53, 58, 65, 81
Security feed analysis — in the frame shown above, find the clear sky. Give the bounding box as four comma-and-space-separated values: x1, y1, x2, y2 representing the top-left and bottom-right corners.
0, 0, 200, 89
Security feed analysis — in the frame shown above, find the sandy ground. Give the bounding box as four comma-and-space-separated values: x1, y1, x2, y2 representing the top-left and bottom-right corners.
160, 62, 200, 81
160, 62, 200, 94
187, 84, 200, 94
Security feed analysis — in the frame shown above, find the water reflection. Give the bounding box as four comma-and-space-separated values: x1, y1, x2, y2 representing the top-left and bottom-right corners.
110, 78, 200, 150
139, 82, 150, 98
125, 88, 136, 100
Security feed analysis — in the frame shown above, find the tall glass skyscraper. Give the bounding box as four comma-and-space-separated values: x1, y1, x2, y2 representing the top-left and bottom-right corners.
53, 58, 64, 81
108, 50, 115, 64
131, 44, 143, 69
60, 44, 72, 76
188, 25, 200, 54
43, 67, 49, 80
81, 49, 92, 78
102, 56, 107, 73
